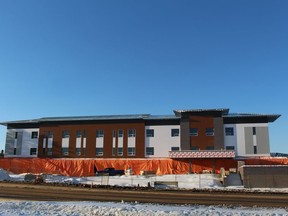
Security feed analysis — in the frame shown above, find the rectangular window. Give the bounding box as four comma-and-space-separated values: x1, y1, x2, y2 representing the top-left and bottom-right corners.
47, 148, 52, 156
225, 127, 234, 136
13, 148, 16, 155
48, 131, 53, 138
42, 148, 46, 155
112, 147, 116, 156
189, 128, 198, 136
96, 130, 104, 138
15, 132, 18, 139
171, 129, 179, 137
146, 147, 154, 155
206, 146, 214, 150
226, 146, 235, 150
62, 131, 69, 138
253, 127, 256, 135
118, 130, 123, 138
96, 147, 103, 156
83, 130, 86, 138
31, 131, 38, 139
146, 129, 154, 137
62, 147, 69, 156
76, 130, 82, 138
191, 146, 199, 150
113, 130, 116, 138
171, 147, 179, 151
30, 148, 37, 155
128, 147, 136, 156
128, 129, 136, 137
254, 146, 257, 154
82, 148, 86, 156
118, 147, 123, 156
76, 148, 81, 156
205, 128, 214, 136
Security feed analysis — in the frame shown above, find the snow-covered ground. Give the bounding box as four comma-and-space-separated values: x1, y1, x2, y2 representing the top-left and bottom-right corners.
0, 169, 287, 215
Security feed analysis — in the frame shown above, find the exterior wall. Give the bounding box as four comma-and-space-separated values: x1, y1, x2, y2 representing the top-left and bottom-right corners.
223, 124, 238, 154
5, 128, 39, 157
38, 121, 145, 158
189, 116, 216, 150
145, 125, 180, 157
235, 123, 270, 157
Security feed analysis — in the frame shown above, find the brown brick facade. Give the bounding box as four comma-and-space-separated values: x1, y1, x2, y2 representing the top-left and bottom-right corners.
38, 121, 145, 158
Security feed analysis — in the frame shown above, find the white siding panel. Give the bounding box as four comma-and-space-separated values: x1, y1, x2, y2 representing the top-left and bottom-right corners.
145, 125, 180, 158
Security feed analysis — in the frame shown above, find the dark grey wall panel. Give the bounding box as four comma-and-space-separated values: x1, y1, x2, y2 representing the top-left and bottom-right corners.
244, 127, 253, 154
214, 117, 224, 150
256, 127, 270, 154
180, 118, 190, 150
5, 131, 14, 155
16, 132, 23, 155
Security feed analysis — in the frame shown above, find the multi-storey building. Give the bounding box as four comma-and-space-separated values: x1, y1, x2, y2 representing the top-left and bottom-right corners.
1, 108, 280, 159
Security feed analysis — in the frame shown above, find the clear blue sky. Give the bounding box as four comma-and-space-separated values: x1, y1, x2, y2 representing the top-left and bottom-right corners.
0, 1, 287, 153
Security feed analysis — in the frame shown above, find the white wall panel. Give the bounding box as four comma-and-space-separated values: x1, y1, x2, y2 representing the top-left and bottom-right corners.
145, 125, 180, 157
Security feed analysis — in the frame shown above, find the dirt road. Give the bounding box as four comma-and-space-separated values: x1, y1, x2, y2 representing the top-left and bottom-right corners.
0, 182, 287, 207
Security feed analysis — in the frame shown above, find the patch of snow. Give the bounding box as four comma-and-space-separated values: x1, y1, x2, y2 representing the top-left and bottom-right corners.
0, 201, 287, 216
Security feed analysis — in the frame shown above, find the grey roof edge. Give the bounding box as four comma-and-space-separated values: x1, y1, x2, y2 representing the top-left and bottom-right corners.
224, 113, 281, 122
0, 114, 179, 126
173, 108, 230, 116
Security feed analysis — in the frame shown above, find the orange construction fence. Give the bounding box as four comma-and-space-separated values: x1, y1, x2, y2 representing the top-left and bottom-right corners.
0, 157, 287, 177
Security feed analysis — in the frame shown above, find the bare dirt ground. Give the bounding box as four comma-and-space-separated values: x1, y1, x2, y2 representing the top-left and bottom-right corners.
0, 182, 287, 207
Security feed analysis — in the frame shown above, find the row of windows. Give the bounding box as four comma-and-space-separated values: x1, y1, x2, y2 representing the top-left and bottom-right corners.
146, 129, 180, 137
13, 126, 259, 141
61, 129, 137, 139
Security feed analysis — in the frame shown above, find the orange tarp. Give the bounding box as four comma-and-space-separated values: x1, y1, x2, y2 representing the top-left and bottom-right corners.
0, 157, 287, 177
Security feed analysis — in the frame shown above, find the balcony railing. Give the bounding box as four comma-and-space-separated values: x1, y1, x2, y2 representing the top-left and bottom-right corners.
169, 150, 235, 158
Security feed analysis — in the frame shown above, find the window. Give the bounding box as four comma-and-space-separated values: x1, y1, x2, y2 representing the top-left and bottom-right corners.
254, 146, 257, 154
62, 147, 69, 156
62, 131, 69, 138
205, 128, 214, 136
146, 129, 154, 137
76, 148, 81, 156
15, 132, 18, 139
42, 148, 46, 155
171, 147, 179, 151
118, 147, 123, 156
128, 129, 136, 137
206, 146, 214, 150
48, 131, 53, 138
112, 148, 116, 156
191, 146, 199, 150
13, 148, 16, 155
225, 127, 234, 136
30, 148, 37, 155
82, 148, 86, 156
31, 131, 38, 139
47, 148, 52, 156
253, 127, 256, 135
226, 146, 235, 150
96, 148, 103, 156
96, 130, 104, 138
76, 130, 82, 138
118, 130, 123, 137
113, 130, 116, 138
189, 128, 198, 136
171, 129, 179, 137
128, 147, 136, 156
146, 147, 154, 155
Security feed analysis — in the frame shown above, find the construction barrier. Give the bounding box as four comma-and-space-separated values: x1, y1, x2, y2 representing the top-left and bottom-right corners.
0, 157, 287, 177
